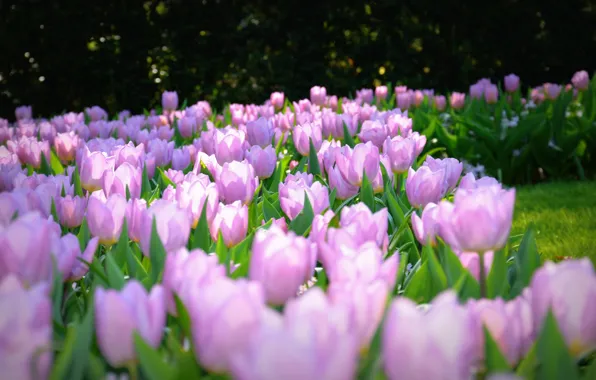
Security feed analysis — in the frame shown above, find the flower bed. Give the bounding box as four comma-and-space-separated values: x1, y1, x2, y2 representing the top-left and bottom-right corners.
1, 72, 596, 379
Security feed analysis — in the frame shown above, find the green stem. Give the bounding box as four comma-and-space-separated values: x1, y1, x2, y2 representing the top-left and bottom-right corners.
395, 173, 402, 196
478, 251, 487, 298
128, 362, 139, 380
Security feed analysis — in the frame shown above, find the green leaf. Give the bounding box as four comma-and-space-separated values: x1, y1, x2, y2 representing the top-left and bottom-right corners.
216, 232, 230, 275
174, 295, 192, 339
537, 310, 580, 380
263, 196, 282, 222
487, 248, 508, 299
73, 165, 84, 197
149, 217, 167, 285
512, 225, 541, 296
134, 332, 176, 380
126, 244, 149, 281
360, 172, 375, 212
438, 244, 464, 286
105, 252, 126, 290
190, 204, 211, 252
49, 300, 94, 380
288, 192, 315, 236
141, 164, 152, 201
173, 350, 202, 380
453, 271, 481, 301
50, 197, 59, 224
40, 153, 52, 175
77, 218, 91, 252
51, 259, 64, 325
342, 122, 355, 148
404, 249, 448, 304
484, 326, 511, 373
308, 138, 321, 176
385, 188, 419, 260
516, 342, 537, 378
290, 156, 308, 175
113, 218, 129, 268
50, 150, 65, 175
158, 167, 177, 189
581, 357, 596, 380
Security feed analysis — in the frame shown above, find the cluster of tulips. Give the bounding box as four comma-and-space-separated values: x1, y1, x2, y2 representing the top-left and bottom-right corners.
1, 75, 596, 380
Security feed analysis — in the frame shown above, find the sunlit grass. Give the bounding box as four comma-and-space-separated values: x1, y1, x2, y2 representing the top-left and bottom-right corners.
512, 181, 596, 264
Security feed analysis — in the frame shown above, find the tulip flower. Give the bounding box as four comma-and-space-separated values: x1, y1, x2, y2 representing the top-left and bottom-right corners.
86, 106, 108, 121
279, 177, 329, 220
216, 160, 259, 205
293, 121, 323, 156
383, 135, 417, 174
249, 225, 316, 305
411, 202, 440, 246
175, 179, 219, 227
55, 195, 87, 228
162, 90, 179, 111
340, 204, 388, 249
375, 86, 388, 101
246, 117, 275, 148
178, 116, 197, 138
359, 120, 388, 149
162, 248, 225, 315
383, 292, 477, 380
530, 259, 596, 357
270, 92, 285, 109
423, 156, 463, 192
139, 199, 191, 255
504, 74, 520, 93
54, 132, 80, 163
406, 166, 447, 208
79, 147, 111, 192
245, 145, 277, 179
571, 70, 590, 91
95, 281, 166, 367
484, 84, 499, 104
335, 142, 381, 187
172, 148, 191, 171
15, 105, 33, 120
102, 162, 142, 199
188, 277, 267, 373
209, 201, 249, 247
87, 192, 127, 245
450, 92, 466, 109
0, 275, 52, 380
310, 86, 327, 105
437, 185, 515, 252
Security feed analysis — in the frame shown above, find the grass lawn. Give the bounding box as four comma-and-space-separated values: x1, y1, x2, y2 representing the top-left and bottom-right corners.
512, 181, 596, 264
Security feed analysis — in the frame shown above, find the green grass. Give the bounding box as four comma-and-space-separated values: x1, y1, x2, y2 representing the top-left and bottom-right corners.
512, 181, 596, 264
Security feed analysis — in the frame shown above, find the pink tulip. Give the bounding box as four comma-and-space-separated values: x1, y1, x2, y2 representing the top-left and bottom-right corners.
571, 70, 590, 91
375, 86, 388, 100
214, 129, 246, 165
210, 201, 249, 247
246, 117, 275, 148
504, 74, 520, 93
79, 147, 111, 192
139, 200, 191, 255
15, 105, 33, 120
423, 156, 463, 192
450, 92, 466, 109
216, 160, 259, 205
102, 162, 142, 199
279, 177, 329, 220
359, 120, 388, 149
270, 92, 285, 109
406, 166, 447, 208
245, 145, 277, 179
162, 90, 179, 111
55, 195, 87, 228
335, 142, 381, 187
383, 136, 417, 174
293, 121, 323, 156
95, 281, 166, 367
310, 86, 327, 105
0, 275, 52, 380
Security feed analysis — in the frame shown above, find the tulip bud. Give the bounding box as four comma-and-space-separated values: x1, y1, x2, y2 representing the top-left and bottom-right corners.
55, 195, 87, 228
406, 166, 447, 209
87, 192, 127, 245
162, 90, 179, 111
209, 201, 249, 247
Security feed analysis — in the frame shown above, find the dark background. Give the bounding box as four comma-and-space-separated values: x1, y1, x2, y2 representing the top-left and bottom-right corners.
1, 0, 595, 118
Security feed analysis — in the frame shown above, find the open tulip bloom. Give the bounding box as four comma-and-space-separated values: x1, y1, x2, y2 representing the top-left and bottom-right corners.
1, 75, 596, 380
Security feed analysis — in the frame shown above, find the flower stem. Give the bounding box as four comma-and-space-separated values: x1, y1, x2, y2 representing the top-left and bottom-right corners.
478, 251, 487, 298
128, 362, 139, 380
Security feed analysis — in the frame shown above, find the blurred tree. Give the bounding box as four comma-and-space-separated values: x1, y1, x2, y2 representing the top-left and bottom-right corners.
0, 0, 595, 118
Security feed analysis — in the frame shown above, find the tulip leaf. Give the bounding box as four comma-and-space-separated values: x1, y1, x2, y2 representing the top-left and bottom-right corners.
516, 341, 537, 378
113, 218, 129, 268
149, 217, 167, 285
308, 138, 321, 176
581, 357, 596, 380
174, 295, 192, 339
537, 310, 579, 380
487, 248, 508, 299
40, 153, 52, 175
49, 150, 65, 174
76, 218, 91, 251
72, 165, 84, 197
453, 271, 481, 301
263, 195, 282, 222
50, 300, 94, 380
50, 197, 59, 224
215, 232, 230, 272
328, 187, 336, 209
126, 244, 148, 281
134, 332, 176, 380
438, 244, 464, 286
141, 164, 152, 201
512, 225, 541, 297
484, 326, 511, 373
385, 187, 419, 261
190, 204, 211, 252
290, 156, 308, 175
342, 122, 355, 148
360, 172, 376, 212
288, 192, 315, 236
51, 259, 64, 325
404, 258, 447, 304
172, 350, 202, 380
158, 167, 177, 189
105, 252, 125, 290
173, 118, 185, 147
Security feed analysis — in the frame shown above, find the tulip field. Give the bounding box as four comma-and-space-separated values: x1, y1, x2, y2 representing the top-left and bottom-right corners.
2, 70, 596, 380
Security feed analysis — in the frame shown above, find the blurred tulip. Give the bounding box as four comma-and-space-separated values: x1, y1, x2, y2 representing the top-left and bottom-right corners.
383, 135, 417, 174
359, 120, 388, 148
214, 129, 246, 165
279, 177, 329, 220
484, 84, 499, 104
571, 70, 590, 91
249, 225, 316, 305
79, 147, 111, 192
95, 281, 166, 367
270, 92, 285, 109
310, 86, 327, 105
216, 160, 259, 205
162, 90, 179, 111
55, 195, 87, 228
246, 117, 275, 148
411, 202, 440, 246
293, 121, 323, 156
375, 85, 388, 101
450, 92, 466, 109
245, 144, 277, 179
102, 162, 142, 199
139, 199, 191, 255
406, 166, 447, 209
423, 156, 463, 192
0, 275, 52, 380
504, 74, 520, 93
15, 105, 33, 120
